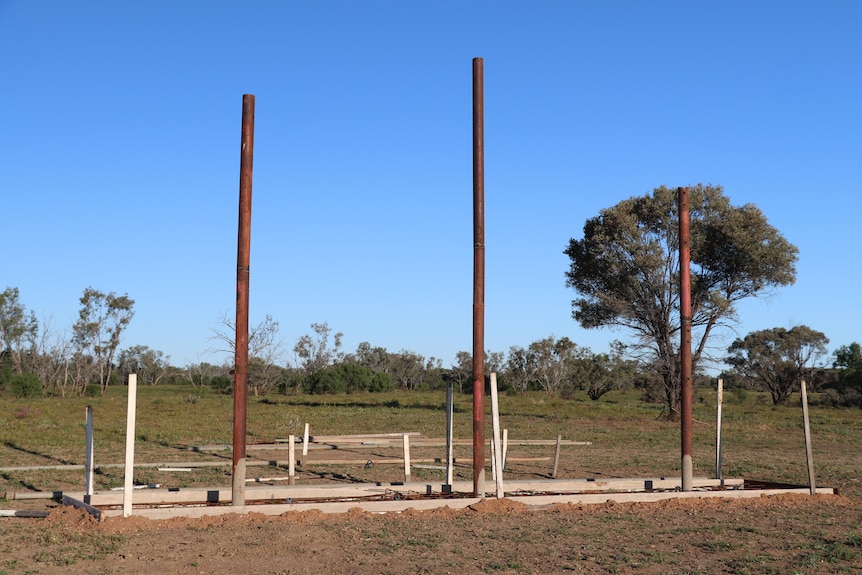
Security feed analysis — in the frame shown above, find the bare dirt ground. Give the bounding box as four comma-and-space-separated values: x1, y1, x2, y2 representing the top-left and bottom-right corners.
3, 492, 861, 574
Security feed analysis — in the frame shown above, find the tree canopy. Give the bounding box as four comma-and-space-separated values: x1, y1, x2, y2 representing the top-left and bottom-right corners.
726, 325, 829, 405
73, 287, 135, 395
564, 184, 798, 416
834, 342, 862, 393
0, 287, 38, 376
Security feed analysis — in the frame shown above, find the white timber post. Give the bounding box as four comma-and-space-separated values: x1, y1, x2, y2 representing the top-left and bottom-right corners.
302, 423, 310, 457
402, 433, 411, 483
122, 374, 138, 517
490, 373, 504, 498
716, 378, 724, 480
502, 428, 508, 471
288, 434, 296, 483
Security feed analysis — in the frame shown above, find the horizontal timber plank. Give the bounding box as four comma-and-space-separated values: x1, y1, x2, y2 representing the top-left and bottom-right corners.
510, 487, 835, 507
191, 437, 592, 452
0, 460, 279, 473
102, 497, 484, 519
306, 432, 424, 442
304, 456, 548, 465
98, 485, 834, 520
71, 477, 742, 507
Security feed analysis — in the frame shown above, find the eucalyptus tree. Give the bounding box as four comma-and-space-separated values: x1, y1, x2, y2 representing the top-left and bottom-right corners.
447, 350, 473, 393
528, 335, 579, 398
390, 349, 426, 390
564, 184, 798, 418
726, 325, 829, 405
117, 345, 170, 386
211, 313, 286, 394
350, 341, 393, 374
449, 349, 509, 394
0, 287, 39, 375
72, 287, 135, 396
505, 346, 532, 395
833, 342, 862, 393
292, 322, 343, 376
577, 341, 637, 401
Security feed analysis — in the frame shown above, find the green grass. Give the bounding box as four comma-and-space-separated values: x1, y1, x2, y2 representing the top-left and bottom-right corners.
1, 386, 861, 497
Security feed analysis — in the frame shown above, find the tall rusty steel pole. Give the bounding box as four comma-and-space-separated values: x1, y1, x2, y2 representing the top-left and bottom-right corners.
472, 57, 486, 497
232, 94, 255, 506
678, 186, 693, 492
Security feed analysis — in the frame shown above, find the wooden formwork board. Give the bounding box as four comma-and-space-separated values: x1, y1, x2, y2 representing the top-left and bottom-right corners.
97, 485, 834, 520
192, 437, 592, 451
71, 477, 744, 507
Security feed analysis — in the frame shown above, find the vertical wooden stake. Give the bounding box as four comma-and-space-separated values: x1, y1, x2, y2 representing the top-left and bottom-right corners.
122, 374, 137, 518
288, 434, 296, 484
502, 428, 508, 471
489, 439, 497, 490
446, 381, 454, 486
302, 423, 310, 457
85, 406, 94, 504
402, 433, 411, 483
801, 379, 816, 495
716, 378, 724, 480
552, 434, 562, 479
489, 373, 504, 498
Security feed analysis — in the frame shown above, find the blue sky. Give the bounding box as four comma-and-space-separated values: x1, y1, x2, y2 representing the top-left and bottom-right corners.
2, 1, 859, 370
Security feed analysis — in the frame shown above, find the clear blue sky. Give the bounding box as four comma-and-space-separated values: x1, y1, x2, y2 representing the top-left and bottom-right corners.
2, 1, 860, 369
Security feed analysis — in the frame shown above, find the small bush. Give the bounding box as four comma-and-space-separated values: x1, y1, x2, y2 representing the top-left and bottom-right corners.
819, 388, 842, 407
10, 373, 42, 398
303, 365, 392, 394
369, 372, 393, 392
841, 388, 862, 408
210, 375, 233, 394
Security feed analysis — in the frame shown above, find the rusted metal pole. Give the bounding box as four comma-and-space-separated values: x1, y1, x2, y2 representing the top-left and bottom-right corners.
472, 57, 486, 497
232, 94, 255, 506
678, 186, 693, 492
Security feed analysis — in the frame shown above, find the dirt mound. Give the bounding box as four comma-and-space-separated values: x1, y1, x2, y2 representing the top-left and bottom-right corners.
467, 497, 529, 514
44, 505, 99, 530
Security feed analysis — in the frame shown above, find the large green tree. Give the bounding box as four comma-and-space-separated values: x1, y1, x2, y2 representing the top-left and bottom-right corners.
726, 325, 829, 405
564, 184, 798, 417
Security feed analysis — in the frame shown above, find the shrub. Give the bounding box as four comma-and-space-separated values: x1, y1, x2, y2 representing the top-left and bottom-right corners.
210, 375, 233, 394
731, 387, 749, 404
303, 367, 345, 394
303, 364, 391, 394
10, 373, 42, 398
841, 388, 862, 408
278, 372, 305, 395
819, 388, 841, 407
369, 371, 393, 392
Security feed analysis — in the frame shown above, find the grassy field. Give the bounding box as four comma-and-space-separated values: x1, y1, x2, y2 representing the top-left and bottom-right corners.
1, 385, 860, 497
2, 386, 862, 575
